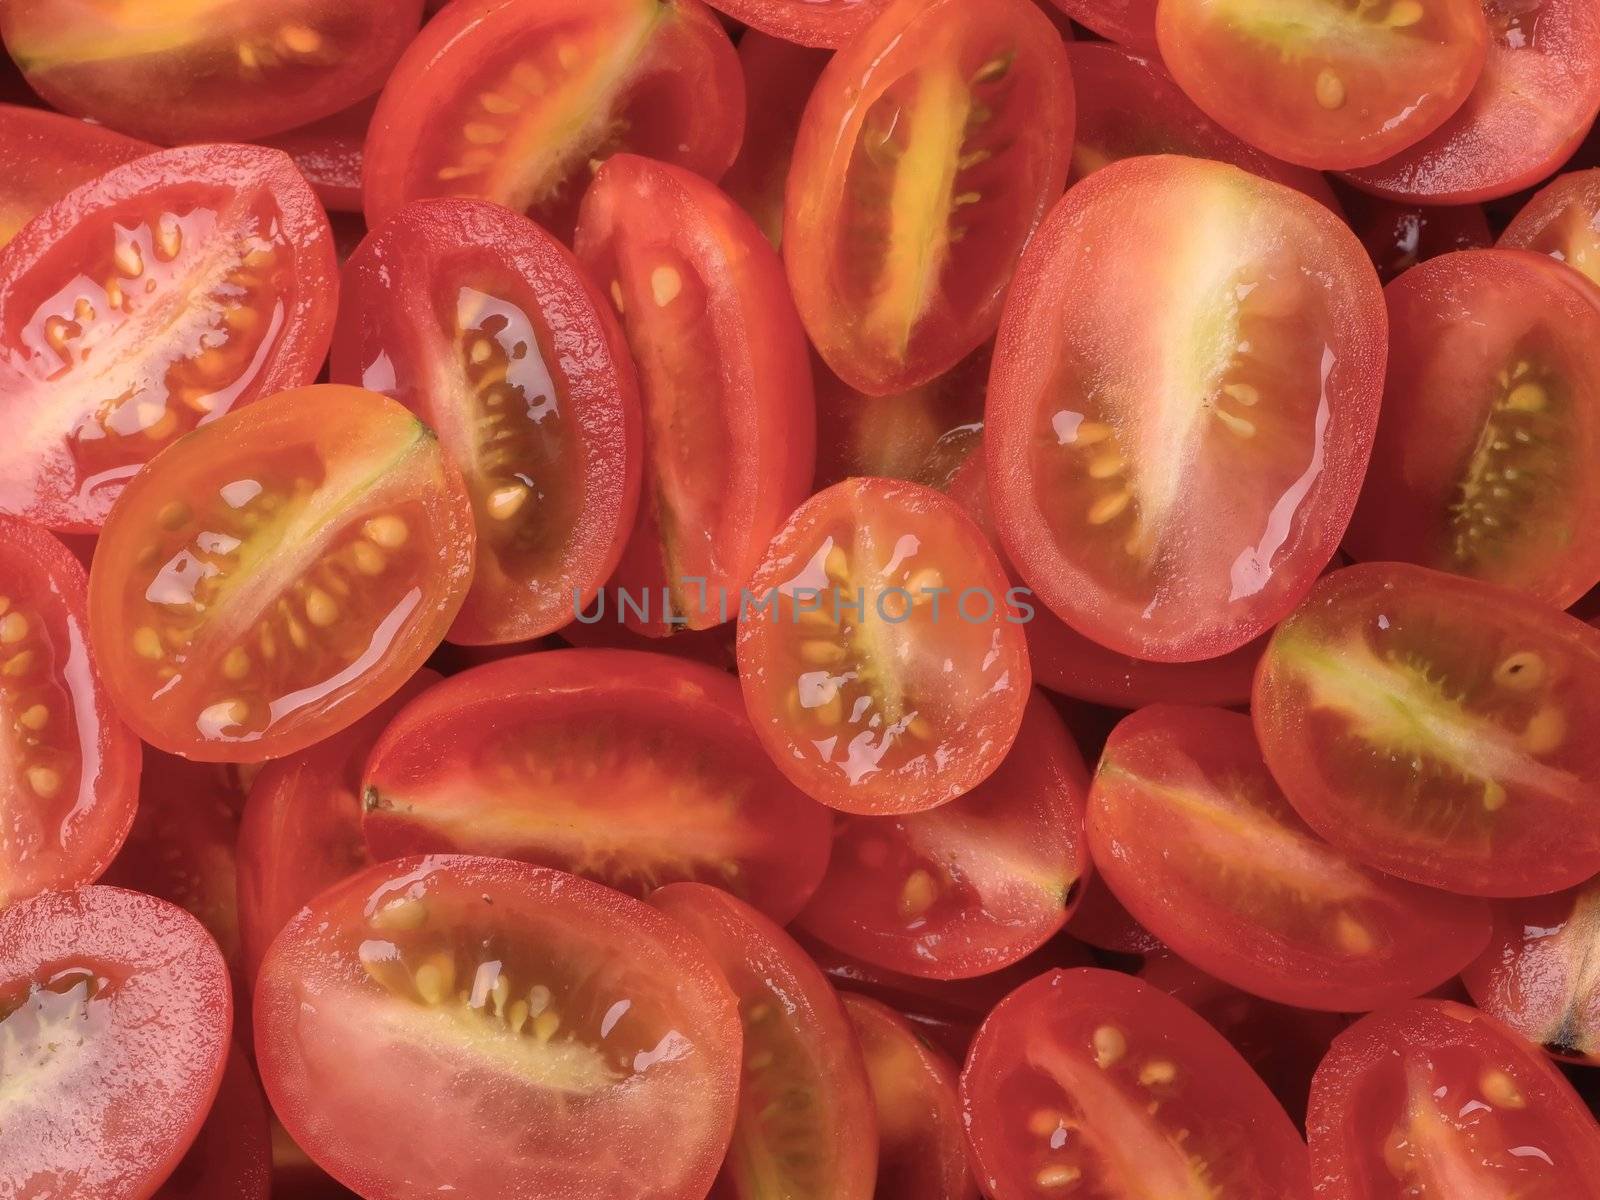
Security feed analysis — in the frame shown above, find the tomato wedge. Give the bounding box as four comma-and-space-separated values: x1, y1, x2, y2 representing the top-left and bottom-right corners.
362, 650, 833, 923
1255, 562, 1600, 897
0, 104, 152, 246
1309, 1000, 1600, 1198
1500, 167, 1600, 292
154, 1048, 272, 1200
650, 883, 878, 1200
987, 155, 1386, 662
699, 0, 889, 47
88, 384, 475, 762
332, 197, 642, 644
575, 154, 814, 634
784, 0, 1074, 395
962, 968, 1313, 1199
0, 515, 140, 907
255, 856, 742, 1200
0, 886, 231, 1200
362, 0, 743, 239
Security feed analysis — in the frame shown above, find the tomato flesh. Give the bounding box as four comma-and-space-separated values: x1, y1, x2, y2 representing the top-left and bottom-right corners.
1499, 167, 1600, 293
154, 1048, 272, 1200
0, 104, 152, 246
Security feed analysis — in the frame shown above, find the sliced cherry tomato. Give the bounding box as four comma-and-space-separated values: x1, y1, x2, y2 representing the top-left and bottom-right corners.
650, 882, 878, 1200
0, 515, 139, 907
699, 0, 889, 47
0, 1, 423, 143
1500, 167, 1600, 292
362, 649, 833, 923
154, 1047, 272, 1200
363, 0, 743, 240
1254, 562, 1600, 897
1342, 0, 1600, 203
962, 968, 1312, 1199
0, 886, 231, 1199
1045, 0, 1157, 49
576, 154, 814, 634
332, 197, 642, 644
1064, 871, 1166, 955
987, 155, 1386, 662
797, 690, 1087, 979
785, 0, 1074, 396
1308, 999, 1600, 1197
736, 477, 1031, 815
1345, 250, 1600, 604
1337, 186, 1492, 282
259, 97, 376, 215
0, 104, 152, 246
559, 614, 739, 672
1090, 705, 1491, 1010
256, 856, 741, 1200
88, 384, 475, 762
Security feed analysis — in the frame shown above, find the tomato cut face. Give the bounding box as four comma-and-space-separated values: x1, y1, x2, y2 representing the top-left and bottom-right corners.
255, 856, 742, 1200
0, 886, 231, 1200
333, 198, 642, 645
1341, 0, 1600, 203
961, 968, 1313, 1200
736, 477, 1031, 816
1308, 1000, 1600, 1198
0, 104, 152, 247
260, 98, 376, 215
1255, 562, 1600, 897
362, 650, 833, 924
988, 156, 1386, 662
649, 883, 878, 1200
363, 0, 743, 240
1090, 705, 1491, 1011
1045, 0, 1157, 49
797, 691, 1088, 979
784, 0, 1074, 396
1499, 167, 1600, 292
88, 384, 475, 763
698, 0, 889, 47
1336, 186, 1492, 281
0, 516, 140, 908
576, 155, 814, 635
154, 1048, 271, 1200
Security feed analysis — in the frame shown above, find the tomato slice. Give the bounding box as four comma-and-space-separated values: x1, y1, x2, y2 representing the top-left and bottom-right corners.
363, 0, 743, 240
0, 104, 152, 247
1341, 0, 1600, 203
699, 0, 889, 47
796, 691, 1087, 979
1500, 167, 1600, 292
362, 649, 833, 923
0, 144, 337, 531
0, 886, 232, 1199
1309, 999, 1600, 1198
721, 32, 831, 246
0, 515, 140, 907
255, 856, 742, 1200
1336, 185, 1492, 282
1064, 872, 1166, 955
88, 384, 475, 762
559, 614, 739, 672
987, 155, 1386, 662
785, 0, 1074, 396
736, 477, 1031, 815
1044, 0, 1157, 49
1255, 562, 1600, 897
576, 154, 815, 634
962, 968, 1313, 1199
154, 1047, 272, 1200
650, 882, 878, 1200
259, 98, 376, 215
1091, 705, 1491, 1010
332, 197, 642, 644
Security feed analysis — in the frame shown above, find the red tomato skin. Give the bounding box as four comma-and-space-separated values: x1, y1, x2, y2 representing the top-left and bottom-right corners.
1334, 185, 1492, 283
1064, 870, 1167, 955
1499, 167, 1600, 293
0, 104, 153, 245
258, 98, 376, 215
700, 0, 890, 47
153, 1048, 272, 1200
1046, 0, 1157, 49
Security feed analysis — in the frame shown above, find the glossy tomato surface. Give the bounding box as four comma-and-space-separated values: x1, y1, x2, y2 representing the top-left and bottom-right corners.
260, 98, 375, 215
0, 886, 231, 1199
987, 155, 1386, 662
1337, 185, 1492, 282
153, 1048, 272, 1200
962, 968, 1313, 1199
0, 104, 151, 246
1255, 562, 1600, 896
737, 477, 1031, 815
89, 384, 474, 762
700, 0, 889, 46
333, 198, 641, 644
1046, 0, 1157, 49
256, 856, 742, 1200
785, 0, 1074, 396
1064, 871, 1166, 955
0, 144, 336, 531
1500, 167, 1600, 292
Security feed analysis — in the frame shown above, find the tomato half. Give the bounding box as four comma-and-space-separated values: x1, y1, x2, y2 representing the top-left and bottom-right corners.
1064, 872, 1166, 955
0, 104, 152, 246
1341, 0, 1600, 203
0, 515, 139, 907
1045, 0, 1157, 49
332, 197, 642, 644
0, 886, 231, 1199
1090, 705, 1491, 1010
1336, 185, 1492, 282
154, 1047, 272, 1200
736, 477, 1031, 815
259, 98, 376, 215
362, 649, 833, 923
1255, 562, 1600, 897
987, 155, 1386, 662
784, 0, 1074, 396
1308, 999, 1600, 1198
699, 0, 889, 47
362, 0, 743, 240
650, 883, 878, 1200
961, 968, 1312, 1199
256, 856, 741, 1200
0, 0, 423, 143
88, 384, 475, 762
0, 145, 337, 531
1500, 167, 1600, 292
576, 155, 814, 635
